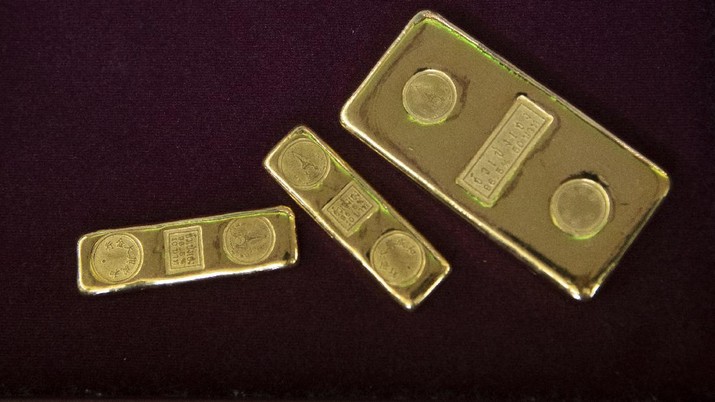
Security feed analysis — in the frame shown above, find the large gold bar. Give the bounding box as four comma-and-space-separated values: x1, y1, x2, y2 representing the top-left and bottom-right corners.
264, 126, 450, 310
341, 11, 670, 300
77, 206, 298, 294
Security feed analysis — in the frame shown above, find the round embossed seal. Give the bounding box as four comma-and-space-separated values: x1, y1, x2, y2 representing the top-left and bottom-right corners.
402, 69, 458, 124
550, 178, 611, 239
222, 217, 276, 265
279, 139, 330, 189
90, 233, 144, 284
370, 230, 426, 288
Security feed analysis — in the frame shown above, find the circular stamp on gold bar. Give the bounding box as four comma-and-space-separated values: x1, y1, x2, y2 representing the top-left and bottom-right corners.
550, 178, 611, 239
370, 230, 426, 288
402, 69, 457, 124
223, 217, 276, 265
279, 139, 330, 189
90, 233, 144, 284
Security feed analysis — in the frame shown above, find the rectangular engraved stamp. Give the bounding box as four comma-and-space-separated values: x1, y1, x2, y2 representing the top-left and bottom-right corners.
163, 225, 205, 275
322, 181, 379, 236
456, 95, 554, 207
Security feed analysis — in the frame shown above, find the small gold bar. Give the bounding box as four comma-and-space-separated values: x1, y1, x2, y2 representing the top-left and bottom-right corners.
77, 206, 298, 295
341, 11, 670, 300
264, 126, 450, 310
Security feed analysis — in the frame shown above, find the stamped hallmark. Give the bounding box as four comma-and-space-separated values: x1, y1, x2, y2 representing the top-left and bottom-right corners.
279, 138, 330, 189
322, 181, 379, 236
90, 233, 144, 283
402, 69, 457, 124
222, 217, 276, 265
163, 226, 205, 275
550, 178, 611, 239
456, 95, 554, 207
370, 231, 426, 288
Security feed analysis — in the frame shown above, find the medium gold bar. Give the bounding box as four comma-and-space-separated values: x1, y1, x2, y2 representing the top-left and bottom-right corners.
341, 11, 670, 300
77, 206, 298, 295
264, 125, 450, 310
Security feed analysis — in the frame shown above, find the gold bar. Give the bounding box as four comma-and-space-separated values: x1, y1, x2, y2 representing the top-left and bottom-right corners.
341, 11, 670, 300
264, 126, 450, 310
77, 206, 298, 295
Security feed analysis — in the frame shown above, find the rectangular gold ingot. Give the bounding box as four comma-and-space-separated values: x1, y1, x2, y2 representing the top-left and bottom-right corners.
77, 206, 298, 295
264, 126, 450, 310
341, 11, 670, 300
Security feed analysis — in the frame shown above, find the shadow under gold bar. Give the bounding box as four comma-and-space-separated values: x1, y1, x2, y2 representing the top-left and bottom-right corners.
77, 206, 298, 294
341, 10, 670, 300
264, 125, 450, 310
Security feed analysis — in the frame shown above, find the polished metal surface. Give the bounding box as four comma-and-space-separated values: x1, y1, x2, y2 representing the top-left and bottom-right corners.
341, 10, 670, 300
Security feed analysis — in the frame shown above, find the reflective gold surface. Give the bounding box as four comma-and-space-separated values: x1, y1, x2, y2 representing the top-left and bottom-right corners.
77, 206, 298, 295
264, 126, 450, 310
341, 11, 670, 300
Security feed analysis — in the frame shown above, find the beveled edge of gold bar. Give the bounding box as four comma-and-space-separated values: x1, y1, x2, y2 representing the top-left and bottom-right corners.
263, 125, 450, 310
76, 206, 298, 295
340, 10, 671, 300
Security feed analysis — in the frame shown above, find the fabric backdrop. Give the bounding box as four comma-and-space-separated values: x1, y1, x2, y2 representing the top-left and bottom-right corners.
1, 1, 713, 399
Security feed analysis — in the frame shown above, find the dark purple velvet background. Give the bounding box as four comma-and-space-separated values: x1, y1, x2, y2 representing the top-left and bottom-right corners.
1, 1, 713, 399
